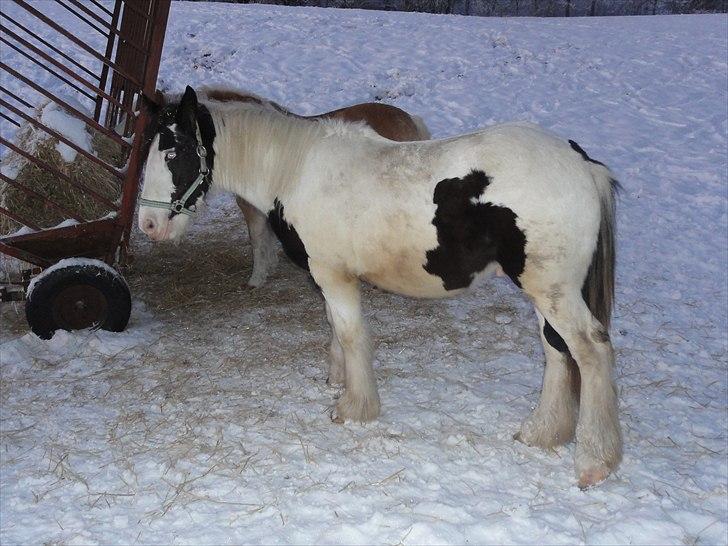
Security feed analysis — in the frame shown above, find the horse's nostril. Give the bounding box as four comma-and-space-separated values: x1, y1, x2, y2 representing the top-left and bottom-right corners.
144, 219, 156, 233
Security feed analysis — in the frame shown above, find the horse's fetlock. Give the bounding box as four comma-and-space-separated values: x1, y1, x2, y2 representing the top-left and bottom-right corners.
334, 389, 380, 423
247, 268, 268, 287
575, 414, 622, 488
327, 355, 345, 386
517, 406, 576, 449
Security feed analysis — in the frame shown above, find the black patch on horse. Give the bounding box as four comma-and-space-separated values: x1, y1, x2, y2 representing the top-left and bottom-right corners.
543, 320, 570, 354
423, 170, 527, 289
568, 140, 606, 167
152, 88, 216, 217
268, 199, 309, 271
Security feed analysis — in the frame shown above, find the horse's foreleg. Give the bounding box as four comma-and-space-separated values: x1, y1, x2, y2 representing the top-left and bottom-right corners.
237, 196, 278, 287
325, 302, 345, 386
515, 309, 579, 448
310, 261, 380, 422
530, 291, 622, 488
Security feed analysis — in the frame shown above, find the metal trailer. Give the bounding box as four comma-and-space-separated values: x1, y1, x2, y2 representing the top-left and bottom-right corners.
0, 0, 171, 338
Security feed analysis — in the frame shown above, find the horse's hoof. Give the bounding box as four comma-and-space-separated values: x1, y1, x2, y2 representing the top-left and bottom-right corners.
577, 465, 611, 490
515, 413, 575, 449
334, 391, 380, 423
247, 277, 265, 288
575, 421, 622, 489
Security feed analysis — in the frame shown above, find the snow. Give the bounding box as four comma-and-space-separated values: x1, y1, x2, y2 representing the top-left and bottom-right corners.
31, 101, 95, 164
54, 218, 81, 229
26, 257, 126, 300
1, 2, 727, 545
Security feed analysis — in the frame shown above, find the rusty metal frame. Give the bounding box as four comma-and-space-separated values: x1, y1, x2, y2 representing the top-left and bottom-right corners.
0, 0, 170, 274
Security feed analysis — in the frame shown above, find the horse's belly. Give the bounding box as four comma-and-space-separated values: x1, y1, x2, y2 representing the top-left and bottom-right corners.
359, 250, 461, 298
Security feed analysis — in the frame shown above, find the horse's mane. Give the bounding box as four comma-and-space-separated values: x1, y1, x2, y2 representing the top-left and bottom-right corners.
199, 86, 382, 139
205, 98, 385, 200
206, 104, 321, 197
160, 86, 387, 143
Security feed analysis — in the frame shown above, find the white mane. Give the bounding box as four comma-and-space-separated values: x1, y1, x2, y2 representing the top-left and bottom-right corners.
205, 103, 328, 204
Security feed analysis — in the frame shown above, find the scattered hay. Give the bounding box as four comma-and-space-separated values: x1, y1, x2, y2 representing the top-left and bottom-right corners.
0, 101, 127, 236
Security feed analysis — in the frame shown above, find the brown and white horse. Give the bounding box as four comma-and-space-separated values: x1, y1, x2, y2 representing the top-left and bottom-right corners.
200, 87, 431, 286
139, 86, 621, 488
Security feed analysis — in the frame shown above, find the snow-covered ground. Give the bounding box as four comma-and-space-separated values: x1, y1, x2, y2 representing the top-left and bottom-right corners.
1, 2, 727, 544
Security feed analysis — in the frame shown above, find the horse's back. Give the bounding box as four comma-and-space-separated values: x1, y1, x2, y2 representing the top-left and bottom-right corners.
323, 103, 427, 142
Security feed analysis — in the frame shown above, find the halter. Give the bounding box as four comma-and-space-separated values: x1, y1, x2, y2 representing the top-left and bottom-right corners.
138, 130, 209, 217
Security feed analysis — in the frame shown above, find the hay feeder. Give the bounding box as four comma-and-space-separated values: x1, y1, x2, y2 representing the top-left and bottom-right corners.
0, 0, 171, 338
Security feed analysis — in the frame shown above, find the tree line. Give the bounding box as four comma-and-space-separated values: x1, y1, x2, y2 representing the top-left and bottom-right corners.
191, 0, 727, 16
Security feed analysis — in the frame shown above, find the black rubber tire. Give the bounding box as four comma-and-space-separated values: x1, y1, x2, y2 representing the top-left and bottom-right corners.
25, 261, 132, 340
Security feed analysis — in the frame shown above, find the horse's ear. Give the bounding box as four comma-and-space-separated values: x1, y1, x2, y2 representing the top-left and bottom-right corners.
140, 92, 162, 117
177, 85, 198, 133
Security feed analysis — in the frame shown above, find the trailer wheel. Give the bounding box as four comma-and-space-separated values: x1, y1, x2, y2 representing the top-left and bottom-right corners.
25, 258, 132, 340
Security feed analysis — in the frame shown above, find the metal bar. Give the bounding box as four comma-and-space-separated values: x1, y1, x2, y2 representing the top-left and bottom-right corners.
0, 25, 136, 120
95, 0, 123, 122
0, 174, 85, 223
0, 135, 120, 209
141, 0, 170, 98
10, 0, 144, 89
0, 13, 99, 82
107, 0, 151, 129
117, 98, 148, 245
0, 112, 20, 127
66, 0, 116, 31
0, 207, 41, 232
0, 37, 96, 102
118, 0, 171, 244
88, 0, 114, 18
0, 218, 118, 265
119, 0, 154, 21
52, 0, 108, 36
66, 0, 149, 55
0, 219, 119, 267
1, 63, 131, 150
0, 85, 33, 108
1, 218, 117, 245
0, 240, 51, 268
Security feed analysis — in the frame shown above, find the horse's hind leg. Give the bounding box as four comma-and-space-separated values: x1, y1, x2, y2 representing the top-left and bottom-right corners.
515, 309, 579, 448
325, 302, 345, 386
237, 197, 278, 287
526, 288, 621, 488
310, 261, 380, 422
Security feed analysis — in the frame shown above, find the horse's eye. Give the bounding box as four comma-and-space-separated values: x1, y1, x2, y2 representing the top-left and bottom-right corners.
165, 151, 177, 161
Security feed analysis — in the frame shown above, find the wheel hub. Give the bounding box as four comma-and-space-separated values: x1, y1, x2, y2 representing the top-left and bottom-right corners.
51, 284, 108, 331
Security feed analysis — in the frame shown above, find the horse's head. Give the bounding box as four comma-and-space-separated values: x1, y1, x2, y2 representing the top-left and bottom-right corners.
138, 86, 213, 241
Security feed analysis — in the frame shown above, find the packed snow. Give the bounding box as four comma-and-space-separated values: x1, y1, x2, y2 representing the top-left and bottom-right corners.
25, 257, 127, 300
38, 101, 94, 163
1, 2, 727, 545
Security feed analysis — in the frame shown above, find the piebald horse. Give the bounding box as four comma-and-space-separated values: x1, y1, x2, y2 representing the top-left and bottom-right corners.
139, 86, 621, 488
155, 87, 431, 286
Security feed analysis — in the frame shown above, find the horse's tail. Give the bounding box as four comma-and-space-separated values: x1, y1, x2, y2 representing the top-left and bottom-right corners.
583, 164, 620, 330
411, 114, 432, 140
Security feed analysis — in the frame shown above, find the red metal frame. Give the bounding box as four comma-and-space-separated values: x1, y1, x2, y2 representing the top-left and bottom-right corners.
0, 0, 170, 274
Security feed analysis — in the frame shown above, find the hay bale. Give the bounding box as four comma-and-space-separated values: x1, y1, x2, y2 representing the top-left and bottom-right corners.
0, 101, 127, 237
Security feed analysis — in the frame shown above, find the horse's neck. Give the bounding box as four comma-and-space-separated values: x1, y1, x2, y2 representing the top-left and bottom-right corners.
208, 104, 324, 212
